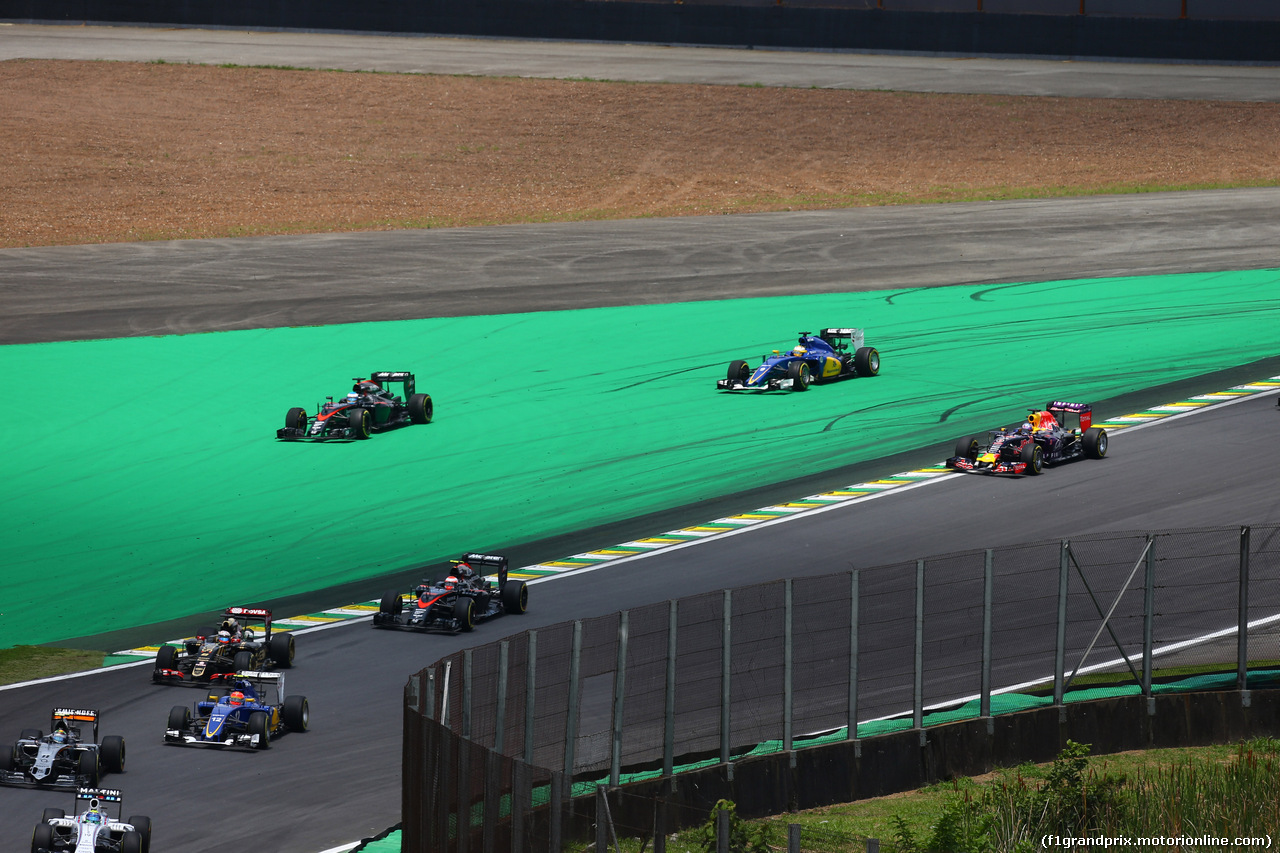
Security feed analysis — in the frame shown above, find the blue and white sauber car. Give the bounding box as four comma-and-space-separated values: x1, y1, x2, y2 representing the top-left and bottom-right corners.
717, 329, 880, 392
30, 786, 152, 853
164, 671, 308, 751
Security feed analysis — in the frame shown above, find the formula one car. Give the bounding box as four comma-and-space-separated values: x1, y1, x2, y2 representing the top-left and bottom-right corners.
1, 709, 125, 789
277, 371, 432, 440
717, 329, 880, 392
373, 553, 529, 633
945, 401, 1109, 476
153, 606, 295, 687
30, 787, 152, 853
164, 671, 309, 750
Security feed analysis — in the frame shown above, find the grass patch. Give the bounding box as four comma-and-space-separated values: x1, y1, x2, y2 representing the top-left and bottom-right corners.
0, 646, 105, 686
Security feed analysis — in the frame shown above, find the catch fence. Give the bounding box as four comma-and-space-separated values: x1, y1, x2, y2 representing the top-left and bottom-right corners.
402, 524, 1280, 852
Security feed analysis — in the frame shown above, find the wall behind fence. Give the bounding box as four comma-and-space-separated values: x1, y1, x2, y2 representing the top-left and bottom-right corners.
403, 524, 1280, 852
6, 0, 1280, 61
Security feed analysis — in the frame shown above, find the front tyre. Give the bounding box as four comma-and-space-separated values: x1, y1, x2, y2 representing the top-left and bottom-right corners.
1020, 442, 1043, 475
248, 711, 271, 749
1083, 427, 1108, 459
408, 393, 433, 424
726, 360, 749, 384
348, 408, 371, 439
31, 823, 55, 853
126, 816, 153, 853
153, 645, 177, 681
285, 407, 307, 431
854, 346, 880, 377
380, 591, 404, 616
953, 436, 980, 462
453, 597, 476, 632
167, 705, 191, 733
786, 361, 811, 391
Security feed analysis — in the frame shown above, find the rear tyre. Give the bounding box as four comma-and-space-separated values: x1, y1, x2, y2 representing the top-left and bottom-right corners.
854, 346, 881, 377
502, 581, 529, 615
285, 407, 307, 431
453, 597, 476, 632
78, 749, 99, 786
167, 705, 191, 733
126, 816, 152, 853
154, 645, 177, 681
282, 695, 310, 732
100, 735, 126, 773
268, 631, 295, 669
786, 361, 811, 391
31, 823, 54, 853
408, 393, 433, 424
1083, 427, 1109, 459
40, 808, 64, 823
726, 360, 749, 384
248, 712, 271, 750
1020, 442, 1043, 475
348, 408, 371, 439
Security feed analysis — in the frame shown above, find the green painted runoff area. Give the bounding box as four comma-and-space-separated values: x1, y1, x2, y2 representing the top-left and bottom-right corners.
3, 269, 1279, 649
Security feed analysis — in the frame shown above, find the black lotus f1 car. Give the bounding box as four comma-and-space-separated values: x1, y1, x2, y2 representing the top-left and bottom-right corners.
373, 553, 529, 634
946, 401, 1108, 476
0, 709, 124, 789
277, 371, 432, 440
153, 607, 295, 687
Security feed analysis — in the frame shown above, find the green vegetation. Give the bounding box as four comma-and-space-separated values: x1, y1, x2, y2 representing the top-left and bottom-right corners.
0, 646, 105, 686
577, 739, 1280, 852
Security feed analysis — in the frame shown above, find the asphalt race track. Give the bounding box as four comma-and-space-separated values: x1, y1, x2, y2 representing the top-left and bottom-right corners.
3, 25, 1280, 853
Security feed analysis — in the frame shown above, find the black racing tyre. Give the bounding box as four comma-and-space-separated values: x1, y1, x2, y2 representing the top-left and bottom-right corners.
726, 360, 750, 383
100, 735, 126, 774
0, 745, 13, 772
453, 596, 476, 632
167, 705, 191, 733
120, 830, 143, 853
40, 808, 64, 823
126, 816, 152, 853
953, 436, 981, 462
854, 346, 881, 377
1020, 442, 1043, 475
268, 631, 295, 668
282, 695, 310, 732
408, 393, 433, 424
379, 590, 404, 616
347, 408, 371, 439
78, 749, 99, 785
248, 711, 271, 749
154, 645, 177, 680
31, 823, 54, 853
285, 407, 307, 431
20, 728, 42, 741
232, 650, 253, 672
1083, 427, 1109, 459
786, 360, 811, 391
502, 580, 529, 615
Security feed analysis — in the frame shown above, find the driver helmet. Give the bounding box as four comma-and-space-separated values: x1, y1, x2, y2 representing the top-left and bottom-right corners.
217, 630, 233, 645
85, 803, 103, 824
792, 345, 807, 355
229, 691, 246, 706
455, 561, 473, 579
1020, 421, 1033, 433
52, 730, 68, 744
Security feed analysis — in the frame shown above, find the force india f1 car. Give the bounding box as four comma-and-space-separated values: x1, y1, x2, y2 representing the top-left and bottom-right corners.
373, 553, 529, 634
153, 606, 295, 687
277, 371, 433, 440
717, 329, 880, 392
946, 401, 1109, 476
164, 671, 308, 751
30, 787, 152, 853
1, 709, 125, 789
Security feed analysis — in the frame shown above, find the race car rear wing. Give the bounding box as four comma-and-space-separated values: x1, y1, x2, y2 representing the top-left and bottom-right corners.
231, 670, 287, 703
369, 371, 416, 396
51, 708, 98, 744
221, 606, 274, 640
75, 786, 124, 819
456, 552, 509, 589
1046, 401, 1093, 431
819, 328, 866, 350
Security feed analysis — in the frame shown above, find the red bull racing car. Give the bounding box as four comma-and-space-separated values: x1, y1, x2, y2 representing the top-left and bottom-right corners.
717, 328, 880, 392
373, 553, 529, 633
277, 371, 432, 440
945, 401, 1108, 476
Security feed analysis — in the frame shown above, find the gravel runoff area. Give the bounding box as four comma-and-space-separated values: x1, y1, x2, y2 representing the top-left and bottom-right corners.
4, 57, 1280, 248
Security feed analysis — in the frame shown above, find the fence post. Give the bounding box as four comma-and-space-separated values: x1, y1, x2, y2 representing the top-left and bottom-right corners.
611, 610, 629, 787
849, 570, 859, 743
596, 785, 609, 853
665, 600, 677, 781
463, 648, 473, 739
913, 559, 924, 738
564, 621, 583, 800
721, 589, 733, 771
495, 641, 508, 755
981, 550, 993, 724
1238, 526, 1251, 698
549, 769, 563, 853
1143, 536, 1155, 704
788, 823, 801, 852
785, 578, 794, 755
524, 631, 537, 766
1054, 541, 1070, 708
